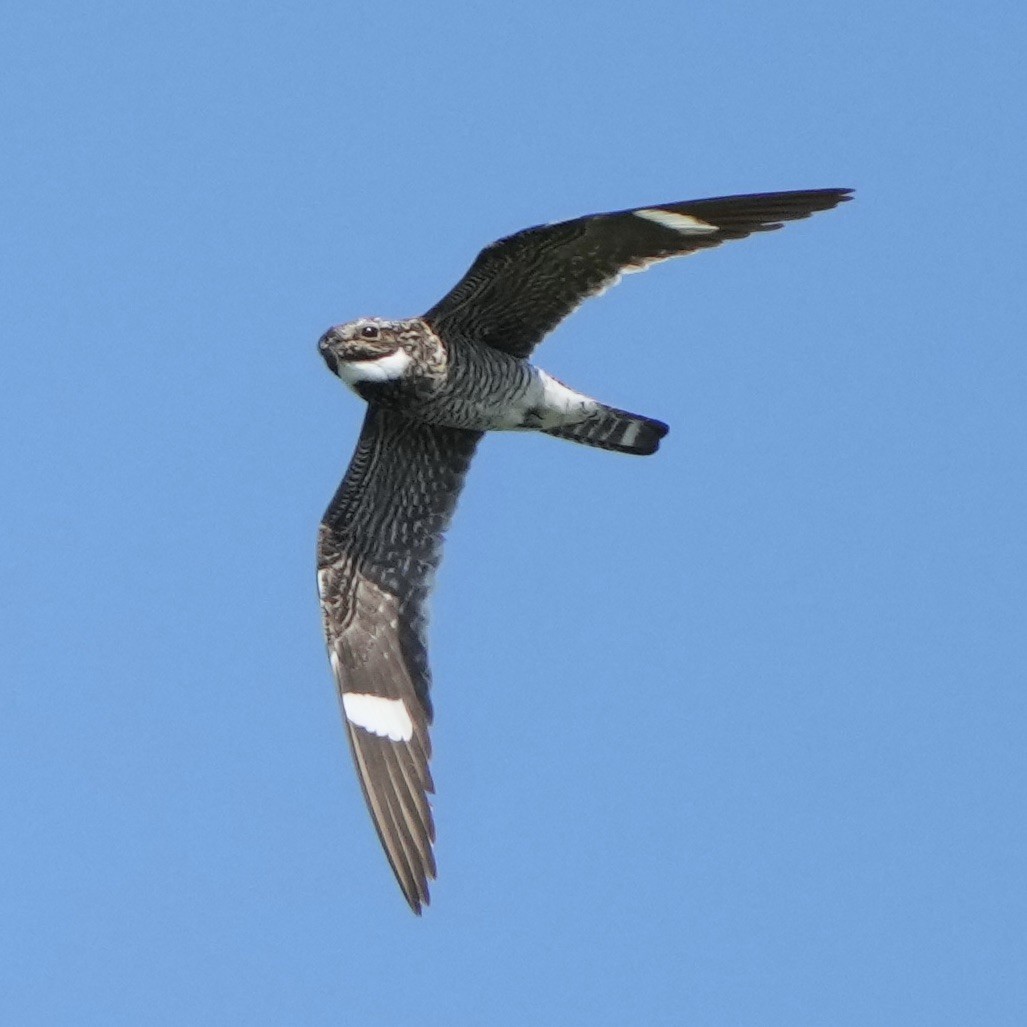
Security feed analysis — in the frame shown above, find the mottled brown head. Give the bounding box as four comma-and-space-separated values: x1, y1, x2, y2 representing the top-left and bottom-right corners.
318, 319, 405, 378
317, 318, 446, 397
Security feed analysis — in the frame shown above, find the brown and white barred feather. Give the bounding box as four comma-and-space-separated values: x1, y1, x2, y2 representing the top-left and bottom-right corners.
318, 407, 481, 912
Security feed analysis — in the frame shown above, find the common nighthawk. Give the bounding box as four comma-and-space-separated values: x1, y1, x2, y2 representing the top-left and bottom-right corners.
316, 188, 852, 912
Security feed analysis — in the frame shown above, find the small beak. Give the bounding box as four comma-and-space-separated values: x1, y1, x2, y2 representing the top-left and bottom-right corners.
318, 333, 340, 376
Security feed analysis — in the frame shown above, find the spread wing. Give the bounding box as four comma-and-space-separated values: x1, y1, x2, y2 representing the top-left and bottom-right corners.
317, 406, 482, 913
423, 188, 853, 358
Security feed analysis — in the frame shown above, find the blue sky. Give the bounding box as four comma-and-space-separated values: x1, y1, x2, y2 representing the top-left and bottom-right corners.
2, 1, 1024, 1023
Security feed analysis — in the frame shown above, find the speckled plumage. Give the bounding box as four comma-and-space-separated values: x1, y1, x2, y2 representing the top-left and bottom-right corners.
316, 188, 853, 912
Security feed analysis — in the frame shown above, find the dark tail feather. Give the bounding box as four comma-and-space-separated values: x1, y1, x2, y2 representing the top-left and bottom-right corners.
542, 405, 669, 456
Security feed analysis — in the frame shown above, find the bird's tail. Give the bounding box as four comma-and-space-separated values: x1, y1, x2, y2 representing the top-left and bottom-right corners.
542, 405, 669, 456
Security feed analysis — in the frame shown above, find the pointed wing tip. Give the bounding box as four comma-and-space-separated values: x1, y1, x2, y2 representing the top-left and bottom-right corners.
398, 857, 434, 914
732, 187, 856, 232
340, 717, 438, 921
405, 889, 431, 916
773, 186, 856, 214
383, 828, 435, 914
379, 821, 437, 916
820, 186, 856, 205
773, 187, 855, 227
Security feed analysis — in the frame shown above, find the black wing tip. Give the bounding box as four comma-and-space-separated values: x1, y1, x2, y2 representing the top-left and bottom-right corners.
752, 187, 854, 230
786, 186, 854, 198
387, 846, 434, 916
732, 186, 854, 204
664, 186, 854, 217
787, 186, 855, 210
397, 851, 434, 915
770, 186, 855, 213
649, 186, 854, 237
727, 186, 855, 217
405, 890, 430, 916
343, 722, 437, 918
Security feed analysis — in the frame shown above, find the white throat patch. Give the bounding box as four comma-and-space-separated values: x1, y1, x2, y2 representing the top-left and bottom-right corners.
336, 348, 412, 387
342, 693, 414, 742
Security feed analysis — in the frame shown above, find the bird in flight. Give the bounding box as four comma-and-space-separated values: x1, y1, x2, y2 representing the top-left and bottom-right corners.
316, 188, 852, 913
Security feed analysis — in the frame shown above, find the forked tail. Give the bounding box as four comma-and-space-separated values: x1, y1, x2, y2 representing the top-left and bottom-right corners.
542, 405, 669, 456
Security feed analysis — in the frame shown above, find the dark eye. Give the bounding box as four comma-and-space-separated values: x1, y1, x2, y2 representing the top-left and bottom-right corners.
360, 324, 379, 339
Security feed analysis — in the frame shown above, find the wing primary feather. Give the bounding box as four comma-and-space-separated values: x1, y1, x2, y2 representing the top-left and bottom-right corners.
381, 741, 436, 874
319, 408, 481, 913
348, 723, 429, 913
423, 187, 853, 358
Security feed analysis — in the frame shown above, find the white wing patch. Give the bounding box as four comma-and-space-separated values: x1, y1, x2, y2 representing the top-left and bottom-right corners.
337, 348, 413, 386
635, 209, 718, 234
342, 693, 415, 742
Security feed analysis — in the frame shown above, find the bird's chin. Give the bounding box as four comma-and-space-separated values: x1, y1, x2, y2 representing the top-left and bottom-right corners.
336, 348, 413, 387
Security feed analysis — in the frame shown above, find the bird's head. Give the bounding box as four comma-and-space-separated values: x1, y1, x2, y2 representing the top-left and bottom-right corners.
318, 318, 414, 388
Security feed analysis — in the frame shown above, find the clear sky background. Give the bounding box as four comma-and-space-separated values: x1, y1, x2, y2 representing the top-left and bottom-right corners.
2, 2, 1024, 1024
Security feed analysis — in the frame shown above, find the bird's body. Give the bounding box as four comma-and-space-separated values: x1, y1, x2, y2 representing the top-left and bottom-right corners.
316, 188, 852, 912
320, 317, 667, 451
